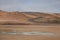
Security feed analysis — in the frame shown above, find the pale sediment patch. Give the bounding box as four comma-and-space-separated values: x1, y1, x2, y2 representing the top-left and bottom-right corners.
0, 31, 59, 36
21, 32, 55, 36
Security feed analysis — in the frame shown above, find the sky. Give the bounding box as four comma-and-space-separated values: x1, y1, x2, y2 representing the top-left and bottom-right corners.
0, 0, 60, 13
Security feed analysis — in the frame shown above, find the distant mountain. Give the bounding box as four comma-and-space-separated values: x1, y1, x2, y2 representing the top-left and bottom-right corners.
0, 10, 60, 25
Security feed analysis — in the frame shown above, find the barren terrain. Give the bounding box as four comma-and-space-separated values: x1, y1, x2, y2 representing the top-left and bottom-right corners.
0, 25, 60, 40
0, 10, 60, 24
0, 10, 60, 40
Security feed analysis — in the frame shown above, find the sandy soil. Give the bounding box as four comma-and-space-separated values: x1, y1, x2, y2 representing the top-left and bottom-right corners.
0, 25, 60, 40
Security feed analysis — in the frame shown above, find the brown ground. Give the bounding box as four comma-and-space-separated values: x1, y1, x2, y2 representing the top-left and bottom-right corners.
0, 25, 60, 40
0, 10, 60, 24
0, 10, 60, 40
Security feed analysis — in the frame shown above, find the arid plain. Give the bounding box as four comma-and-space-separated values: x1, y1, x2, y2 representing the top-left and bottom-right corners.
0, 10, 60, 40
0, 25, 60, 40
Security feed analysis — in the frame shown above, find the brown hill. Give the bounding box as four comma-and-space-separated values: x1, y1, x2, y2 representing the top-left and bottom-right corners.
0, 10, 60, 25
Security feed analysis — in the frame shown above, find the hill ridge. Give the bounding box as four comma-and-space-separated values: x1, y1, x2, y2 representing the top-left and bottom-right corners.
0, 10, 60, 24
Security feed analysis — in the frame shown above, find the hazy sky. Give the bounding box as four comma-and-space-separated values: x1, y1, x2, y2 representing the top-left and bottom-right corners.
0, 0, 60, 13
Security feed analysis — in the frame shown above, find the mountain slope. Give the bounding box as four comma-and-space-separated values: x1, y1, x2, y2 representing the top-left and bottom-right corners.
0, 10, 60, 24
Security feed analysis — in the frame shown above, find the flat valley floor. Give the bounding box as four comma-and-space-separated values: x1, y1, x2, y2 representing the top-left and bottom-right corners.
0, 24, 60, 40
